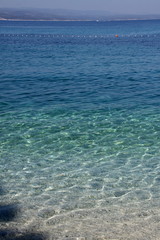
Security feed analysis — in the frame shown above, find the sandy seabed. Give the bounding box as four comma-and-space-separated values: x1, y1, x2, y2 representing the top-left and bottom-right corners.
1, 201, 160, 240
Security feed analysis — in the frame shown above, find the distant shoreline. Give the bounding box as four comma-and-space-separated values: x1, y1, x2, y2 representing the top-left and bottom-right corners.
1, 8, 160, 23
1, 18, 160, 22
0, 18, 93, 21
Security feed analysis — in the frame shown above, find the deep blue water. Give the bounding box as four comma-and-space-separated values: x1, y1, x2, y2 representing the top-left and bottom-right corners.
0, 20, 160, 238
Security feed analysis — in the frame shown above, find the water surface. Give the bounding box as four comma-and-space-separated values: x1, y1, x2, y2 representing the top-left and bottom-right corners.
0, 20, 160, 239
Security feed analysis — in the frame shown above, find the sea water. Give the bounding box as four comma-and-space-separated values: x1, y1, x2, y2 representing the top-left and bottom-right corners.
0, 20, 160, 239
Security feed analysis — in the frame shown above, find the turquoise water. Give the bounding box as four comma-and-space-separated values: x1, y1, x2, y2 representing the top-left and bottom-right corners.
0, 20, 160, 239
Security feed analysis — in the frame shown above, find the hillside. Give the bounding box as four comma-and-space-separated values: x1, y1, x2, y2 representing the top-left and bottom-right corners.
0, 8, 160, 21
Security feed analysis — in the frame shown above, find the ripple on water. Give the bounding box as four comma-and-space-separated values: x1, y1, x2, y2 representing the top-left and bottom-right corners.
1, 20, 160, 239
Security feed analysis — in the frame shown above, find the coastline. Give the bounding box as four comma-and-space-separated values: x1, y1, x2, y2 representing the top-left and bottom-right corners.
1, 18, 160, 22
0, 18, 93, 22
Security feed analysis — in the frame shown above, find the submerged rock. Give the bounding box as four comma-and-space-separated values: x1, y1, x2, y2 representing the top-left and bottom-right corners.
0, 230, 46, 240
0, 204, 19, 221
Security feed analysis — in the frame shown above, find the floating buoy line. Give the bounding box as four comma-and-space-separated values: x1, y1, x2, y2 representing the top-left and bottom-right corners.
0, 34, 158, 39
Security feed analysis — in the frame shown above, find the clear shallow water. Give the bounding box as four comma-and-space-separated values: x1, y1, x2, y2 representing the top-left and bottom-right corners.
0, 20, 160, 239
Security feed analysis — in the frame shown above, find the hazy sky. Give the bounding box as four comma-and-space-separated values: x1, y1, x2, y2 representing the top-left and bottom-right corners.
1, 0, 160, 14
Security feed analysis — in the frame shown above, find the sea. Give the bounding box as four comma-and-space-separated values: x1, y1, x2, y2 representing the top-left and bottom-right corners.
0, 20, 160, 240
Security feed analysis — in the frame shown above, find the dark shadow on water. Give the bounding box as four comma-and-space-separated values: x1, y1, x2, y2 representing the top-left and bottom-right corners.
0, 204, 19, 222
0, 230, 46, 240
0, 186, 5, 195
0, 201, 46, 240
